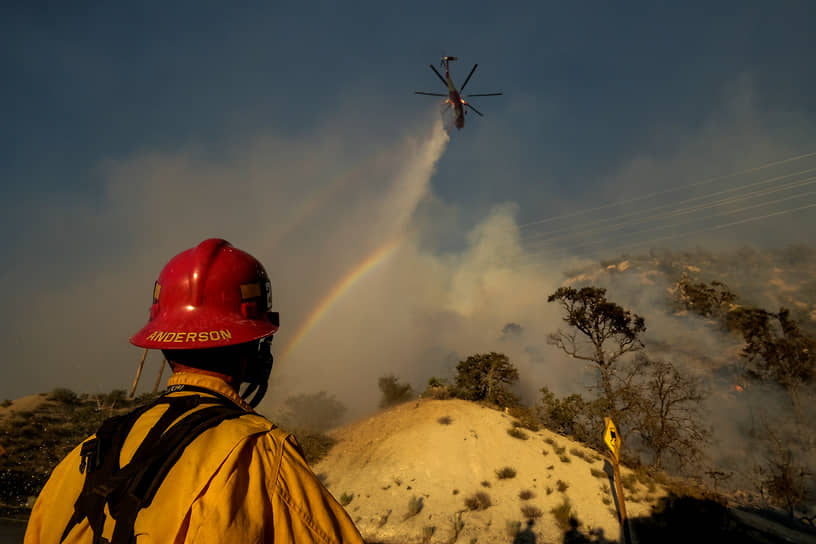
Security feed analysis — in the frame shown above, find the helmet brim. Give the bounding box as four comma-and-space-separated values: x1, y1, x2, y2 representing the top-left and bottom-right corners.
130, 308, 278, 349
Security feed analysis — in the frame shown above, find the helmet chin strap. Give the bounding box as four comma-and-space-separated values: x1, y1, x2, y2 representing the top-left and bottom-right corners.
241, 337, 274, 408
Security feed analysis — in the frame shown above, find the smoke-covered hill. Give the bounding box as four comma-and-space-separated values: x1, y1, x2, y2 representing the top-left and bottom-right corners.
538, 245, 816, 520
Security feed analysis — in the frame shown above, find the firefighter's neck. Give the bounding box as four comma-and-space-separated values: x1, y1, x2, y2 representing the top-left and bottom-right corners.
171, 363, 241, 390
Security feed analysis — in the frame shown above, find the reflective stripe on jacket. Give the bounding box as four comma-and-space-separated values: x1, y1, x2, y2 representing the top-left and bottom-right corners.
24, 372, 364, 544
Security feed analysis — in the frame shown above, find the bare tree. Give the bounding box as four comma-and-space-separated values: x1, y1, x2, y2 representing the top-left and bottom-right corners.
547, 286, 646, 404
627, 354, 710, 470
755, 422, 813, 520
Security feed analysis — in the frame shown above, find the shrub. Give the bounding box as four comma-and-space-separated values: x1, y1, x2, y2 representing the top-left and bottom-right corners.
507, 427, 528, 440
554, 444, 566, 456
289, 429, 337, 464
464, 491, 492, 510
569, 447, 590, 462
546, 487, 553, 495
425, 384, 453, 400
506, 520, 522, 537
621, 473, 638, 494
507, 405, 541, 431
377, 510, 391, 527
556, 480, 569, 492
421, 525, 435, 543
590, 468, 607, 479
1, 399, 12, 408
496, 466, 517, 479
518, 489, 535, 500
405, 496, 424, 519
544, 437, 556, 445
437, 415, 453, 425
452, 489, 459, 495
559, 455, 571, 463
339, 492, 353, 506
281, 391, 346, 432
378, 374, 415, 408
47, 388, 81, 405
521, 505, 543, 520
550, 497, 575, 532
481, 480, 491, 488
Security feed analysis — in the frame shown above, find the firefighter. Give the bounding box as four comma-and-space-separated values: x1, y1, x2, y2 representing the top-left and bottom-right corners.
25, 238, 364, 543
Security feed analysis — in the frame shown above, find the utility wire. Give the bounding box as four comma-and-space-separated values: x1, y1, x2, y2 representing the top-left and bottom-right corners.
524, 174, 816, 250
508, 200, 816, 267
518, 150, 816, 230
522, 166, 816, 244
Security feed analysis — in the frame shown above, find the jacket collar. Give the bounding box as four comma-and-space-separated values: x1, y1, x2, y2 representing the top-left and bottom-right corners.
166, 372, 254, 412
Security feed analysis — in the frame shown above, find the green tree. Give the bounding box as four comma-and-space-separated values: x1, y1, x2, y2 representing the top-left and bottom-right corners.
547, 286, 646, 404
674, 276, 737, 320
378, 374, 415, 408
454, 352, 519, 407
536, 386, 600, 445
729, 306, 816, 415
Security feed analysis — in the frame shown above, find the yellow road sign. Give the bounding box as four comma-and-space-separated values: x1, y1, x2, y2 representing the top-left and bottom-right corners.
604, 417, 621, 463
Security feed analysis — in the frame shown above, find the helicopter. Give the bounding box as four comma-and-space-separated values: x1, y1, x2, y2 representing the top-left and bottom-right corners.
415, 56, 503, 132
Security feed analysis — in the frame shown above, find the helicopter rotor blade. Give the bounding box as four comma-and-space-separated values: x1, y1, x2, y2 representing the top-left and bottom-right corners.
429, 65, 448, 87
415, 92, 448, 97
465, 102, 484, 117
465, 92, 503, 97
459, 64, 478, 93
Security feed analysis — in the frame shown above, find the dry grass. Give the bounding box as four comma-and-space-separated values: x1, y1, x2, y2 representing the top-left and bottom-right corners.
518, 489, 535, 500
464, 491, 492, 511
521, 505, 543, 520
569, 447, 591, 462
590, 468, 607, 479
550, 497, 575, 532
405, 496, 424, 520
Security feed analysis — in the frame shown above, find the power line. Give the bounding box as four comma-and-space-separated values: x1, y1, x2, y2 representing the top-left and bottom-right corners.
521, 165, 816, 244
518, 150, 816, 230
508, 200, 816, 267
523, 174, 816, 250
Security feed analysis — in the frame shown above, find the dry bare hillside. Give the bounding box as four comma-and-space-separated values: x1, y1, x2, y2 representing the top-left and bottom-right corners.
315, 399, 662, 544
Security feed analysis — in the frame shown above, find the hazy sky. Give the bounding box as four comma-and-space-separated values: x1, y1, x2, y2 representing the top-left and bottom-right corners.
2, 2, 815, 414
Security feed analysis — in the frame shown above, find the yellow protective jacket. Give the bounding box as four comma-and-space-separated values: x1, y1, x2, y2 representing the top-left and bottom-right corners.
24, 373, 364, 544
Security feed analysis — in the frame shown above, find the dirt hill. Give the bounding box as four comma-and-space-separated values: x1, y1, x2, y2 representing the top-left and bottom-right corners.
314, 398, 662, 543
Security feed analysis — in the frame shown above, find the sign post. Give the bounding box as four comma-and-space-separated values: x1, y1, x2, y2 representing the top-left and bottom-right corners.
604, 417, 630, 543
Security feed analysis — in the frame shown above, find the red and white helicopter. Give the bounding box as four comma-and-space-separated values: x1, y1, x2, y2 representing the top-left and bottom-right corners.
415, 56, 503, 132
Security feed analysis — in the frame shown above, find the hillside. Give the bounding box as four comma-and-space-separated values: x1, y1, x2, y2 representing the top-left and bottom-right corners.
317, 398, 647, 543
315, 398, 816, 543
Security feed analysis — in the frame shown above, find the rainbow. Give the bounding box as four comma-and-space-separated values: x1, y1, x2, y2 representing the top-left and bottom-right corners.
280, 237, 403, 359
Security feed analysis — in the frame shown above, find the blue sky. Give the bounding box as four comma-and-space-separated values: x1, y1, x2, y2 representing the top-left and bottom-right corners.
5, 2, 813, 211
2, 2, 816, 403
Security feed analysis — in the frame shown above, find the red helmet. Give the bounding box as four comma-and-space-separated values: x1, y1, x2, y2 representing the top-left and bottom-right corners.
130, 239, 280, 350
